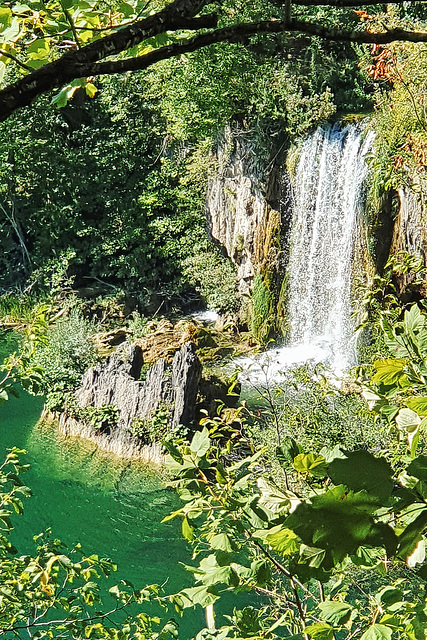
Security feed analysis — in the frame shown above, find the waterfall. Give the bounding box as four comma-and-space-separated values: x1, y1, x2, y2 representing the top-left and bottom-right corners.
285, 121, 374, 374
237, 122, 374, 383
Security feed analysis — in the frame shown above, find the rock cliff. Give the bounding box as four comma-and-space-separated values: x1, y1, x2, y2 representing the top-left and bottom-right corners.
206, 127, 287, 295
392, 177, 427, 259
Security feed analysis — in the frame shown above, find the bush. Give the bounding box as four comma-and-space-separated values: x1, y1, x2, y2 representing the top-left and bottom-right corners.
182, 249, 239, 315
34, 308, 97, 394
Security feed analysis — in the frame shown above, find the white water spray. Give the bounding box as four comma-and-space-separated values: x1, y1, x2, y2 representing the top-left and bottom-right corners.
286, 122, 374, 373
239, 122, 374, 382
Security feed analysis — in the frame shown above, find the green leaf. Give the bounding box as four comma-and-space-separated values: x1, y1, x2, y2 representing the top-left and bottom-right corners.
207, 532, 235, 552
0, 7, 12, 27
318, 600, 353, 626
163, 440, 183, 464
299, 545, 327, 568
404, 304, 426, 338
51, 82, 80, 107
406, 397, 427, 416
1, 16, 20, 42
265, 526, 300, 556
276, 437, 300, 465
85, 82, 97, 98
293, 453, 327, 477
178, 585, 219, 608
407, 455, 427, 481
257, 478, 294, 514
360, 624, 393, 640
328, 450, 393, 501
376, 586, 404, 608
190, 427, 210, 457
396, 408, 421, 433
397, 509, 427, 561
372, 359, 406, 385
304, 622, 334, 640
182, 516, 194, 542
27, 39, 50, 60
352, 545, 382, 567
285, 486, 397, 570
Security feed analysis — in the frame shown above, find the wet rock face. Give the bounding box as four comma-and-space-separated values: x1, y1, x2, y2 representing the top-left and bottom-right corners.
75, 341, 202, 432
393, 180, 427, 260
389, 177, 427, 300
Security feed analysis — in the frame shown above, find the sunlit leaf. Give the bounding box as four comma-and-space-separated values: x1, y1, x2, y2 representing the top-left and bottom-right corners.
360, 624, 393, 640
190, 427, 210, 457
318, 600, 353, 626
372, 358, 406, 385
293, 453, 327, 477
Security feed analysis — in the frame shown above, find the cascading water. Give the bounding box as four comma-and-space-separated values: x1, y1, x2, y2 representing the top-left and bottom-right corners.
285, 121, 375, 374
239, 121, 374, 382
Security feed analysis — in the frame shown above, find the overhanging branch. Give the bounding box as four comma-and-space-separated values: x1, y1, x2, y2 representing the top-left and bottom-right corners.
1, 0, 427, 122
72, 19, 427, 77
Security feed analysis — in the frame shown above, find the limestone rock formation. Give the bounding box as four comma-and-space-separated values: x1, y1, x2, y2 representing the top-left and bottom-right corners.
389, 176, 427, 299
206, 127, 286, 295
57, 341, 202, 458
393, 177, 427, 259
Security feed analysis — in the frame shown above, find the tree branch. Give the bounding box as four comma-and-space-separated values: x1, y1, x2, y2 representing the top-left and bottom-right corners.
74, 19, 427, 78
0, 0, 215, 121
1, 0, 427, 122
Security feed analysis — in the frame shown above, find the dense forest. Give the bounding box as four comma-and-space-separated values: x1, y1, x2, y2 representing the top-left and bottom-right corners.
3, 1, 427, 639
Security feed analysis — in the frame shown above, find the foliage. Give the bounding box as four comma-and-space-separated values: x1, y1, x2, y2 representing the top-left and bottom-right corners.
355, 252, 426, 358
147, 44, 336, 142
0, 304, 47, 404
131, 405, 172, 443
359, 301, 427, 457
33, 307, 97, 395
0, 77, 216, 300
0, 0, 411, 122
246, 363, 386, 459
183, 249, 239, 315
84, 404, 120, 432
0, 292, 49, 324
363, 7, 427, 203
127, 312, 150, 341
163, 415, 427, 640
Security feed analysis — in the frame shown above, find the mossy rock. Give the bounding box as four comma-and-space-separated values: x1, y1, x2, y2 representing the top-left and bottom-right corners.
197, 346, 234, 362
194, 327, 218, 348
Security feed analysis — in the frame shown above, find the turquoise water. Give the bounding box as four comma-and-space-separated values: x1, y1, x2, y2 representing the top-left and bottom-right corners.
0, 336, 205, 635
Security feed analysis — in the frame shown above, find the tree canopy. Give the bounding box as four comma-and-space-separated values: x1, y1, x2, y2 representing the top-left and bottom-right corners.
2, 0, 427, 121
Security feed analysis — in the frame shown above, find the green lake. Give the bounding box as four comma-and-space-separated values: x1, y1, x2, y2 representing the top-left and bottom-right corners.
0, 353, 205, 635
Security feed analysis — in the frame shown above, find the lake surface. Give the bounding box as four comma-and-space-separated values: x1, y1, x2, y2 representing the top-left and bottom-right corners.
0, 336, 205, 635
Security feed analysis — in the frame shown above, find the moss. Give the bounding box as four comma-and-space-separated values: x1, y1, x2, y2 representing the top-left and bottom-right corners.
276, 273, 289, 337
197, 346, 234, 362
250, 273, 274, 345
194, 327, 218, 349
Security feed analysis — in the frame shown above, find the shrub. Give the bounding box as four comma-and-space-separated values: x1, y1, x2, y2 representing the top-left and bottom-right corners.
182, 249, 239, 315
34, 308, 97, 395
